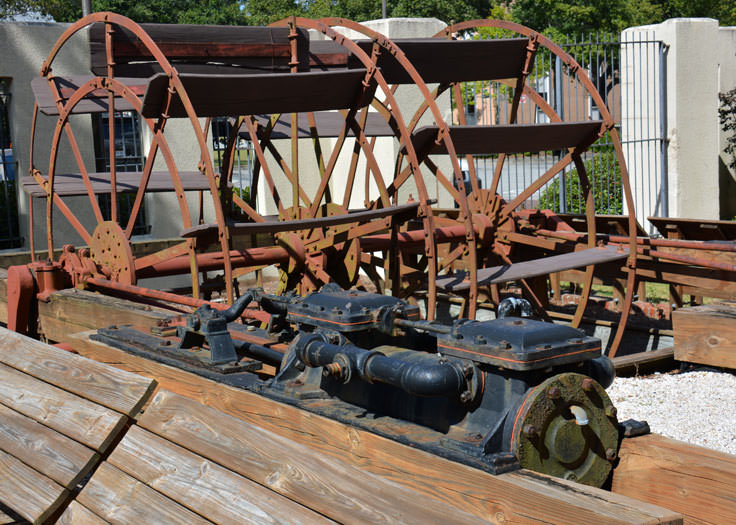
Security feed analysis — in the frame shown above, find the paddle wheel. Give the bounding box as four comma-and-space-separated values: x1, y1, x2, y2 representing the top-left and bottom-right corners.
14, 14, 639, 357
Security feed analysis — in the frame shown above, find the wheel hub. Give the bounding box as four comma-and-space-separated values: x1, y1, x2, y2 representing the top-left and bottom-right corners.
89, 221, 136, 285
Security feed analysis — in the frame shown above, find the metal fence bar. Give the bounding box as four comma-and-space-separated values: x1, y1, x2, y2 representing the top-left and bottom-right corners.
94, 111, 150, 235
0, 80, 22, 250
460, 31, 666, 222
211, 117, 254, 211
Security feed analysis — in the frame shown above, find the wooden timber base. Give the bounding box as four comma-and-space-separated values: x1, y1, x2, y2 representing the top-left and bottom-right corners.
673, 302, 736, 370
3, 283, 735, 522
613, 347, 676, 377
65, 330, 681, 524
613, 434, 736, 524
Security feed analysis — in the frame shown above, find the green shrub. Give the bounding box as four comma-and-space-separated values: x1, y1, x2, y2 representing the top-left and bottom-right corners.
720, 87, 736, 173
539, 148, 623, 214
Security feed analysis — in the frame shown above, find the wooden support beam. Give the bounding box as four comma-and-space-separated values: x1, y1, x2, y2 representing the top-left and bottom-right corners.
0, 362, 126, 452
0, 449, 68, 524
67, 331, 681, 524
613, 347, 676, 377
38, 288, 172, 342
0, 328, 159, 522
612, 434, 736, 524
0, 403, 98, 489
138, 392, 480, 523
673, 302, 736, 370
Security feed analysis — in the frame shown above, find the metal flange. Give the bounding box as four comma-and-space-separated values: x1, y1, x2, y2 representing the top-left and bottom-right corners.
510, 372, 619, 487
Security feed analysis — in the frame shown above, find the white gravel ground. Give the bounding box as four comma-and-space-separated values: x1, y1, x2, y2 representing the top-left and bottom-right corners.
606, 369, 736, 455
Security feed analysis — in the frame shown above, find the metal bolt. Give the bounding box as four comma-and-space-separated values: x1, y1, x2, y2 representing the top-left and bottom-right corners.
322, 362, 343, 377
161, 340, 172, 346
462, 364, 474, 378
605, 448, 618, 461
547, 386, 561, 400
475, 335, 486, 344
581, 377, 595, 392
460, 390, 473, 403
605, 405, 618, 418
523, 424, 537, 439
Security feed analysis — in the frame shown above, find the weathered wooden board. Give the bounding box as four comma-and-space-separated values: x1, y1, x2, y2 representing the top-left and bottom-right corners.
0, 509, 15, 525
0, 448, 68, 524
38, 288, 172, 342
77, 463, 211, 524
0, 403, 98, 488
673, 302, 736, 369
56, 501, 108, 525
613, 346, 676, 377
140, 390, 481, 524
69, 332, 681, 524
0, 327, 156, 416
109, 425, 331, 524
612, 434, 736, 524
0, 362, 126, 452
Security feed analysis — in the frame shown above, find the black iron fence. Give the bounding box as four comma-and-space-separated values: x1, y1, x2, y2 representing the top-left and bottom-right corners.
0, 79, 22, 250
456, 32, 667, 227
93, 110, 150, 235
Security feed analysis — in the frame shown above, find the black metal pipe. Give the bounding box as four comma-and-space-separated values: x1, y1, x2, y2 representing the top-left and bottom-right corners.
295, 334, 469, 398
220, 292, 255, 323
393, 317, 452, 334
233, 339, 284, 366
363, 352, 467, 397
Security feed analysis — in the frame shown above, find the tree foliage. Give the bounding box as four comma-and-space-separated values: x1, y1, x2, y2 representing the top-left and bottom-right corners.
720, 87, 736, 174
510, 0, 735, 34
2, 0, 498, 24
3, 0, 736, 26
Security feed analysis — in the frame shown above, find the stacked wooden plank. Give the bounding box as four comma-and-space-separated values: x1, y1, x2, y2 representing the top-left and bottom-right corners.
0, 328, 156, 523
72, 389, 485, 523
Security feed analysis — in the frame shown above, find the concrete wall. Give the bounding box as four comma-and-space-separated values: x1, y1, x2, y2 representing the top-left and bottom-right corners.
622, 18, 730, 227
0, 22, 95, 251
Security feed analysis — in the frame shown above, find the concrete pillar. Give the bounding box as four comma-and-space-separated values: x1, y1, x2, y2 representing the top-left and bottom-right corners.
622, 19, 721, 228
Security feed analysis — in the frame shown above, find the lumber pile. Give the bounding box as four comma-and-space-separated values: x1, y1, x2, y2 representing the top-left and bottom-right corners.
0, 329, 155, 523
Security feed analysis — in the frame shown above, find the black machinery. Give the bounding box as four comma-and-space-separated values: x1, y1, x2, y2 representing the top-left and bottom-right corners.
93, 285, 645, 487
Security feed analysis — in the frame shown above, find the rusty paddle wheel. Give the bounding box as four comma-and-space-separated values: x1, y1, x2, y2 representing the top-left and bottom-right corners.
17, 14, 638, 355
